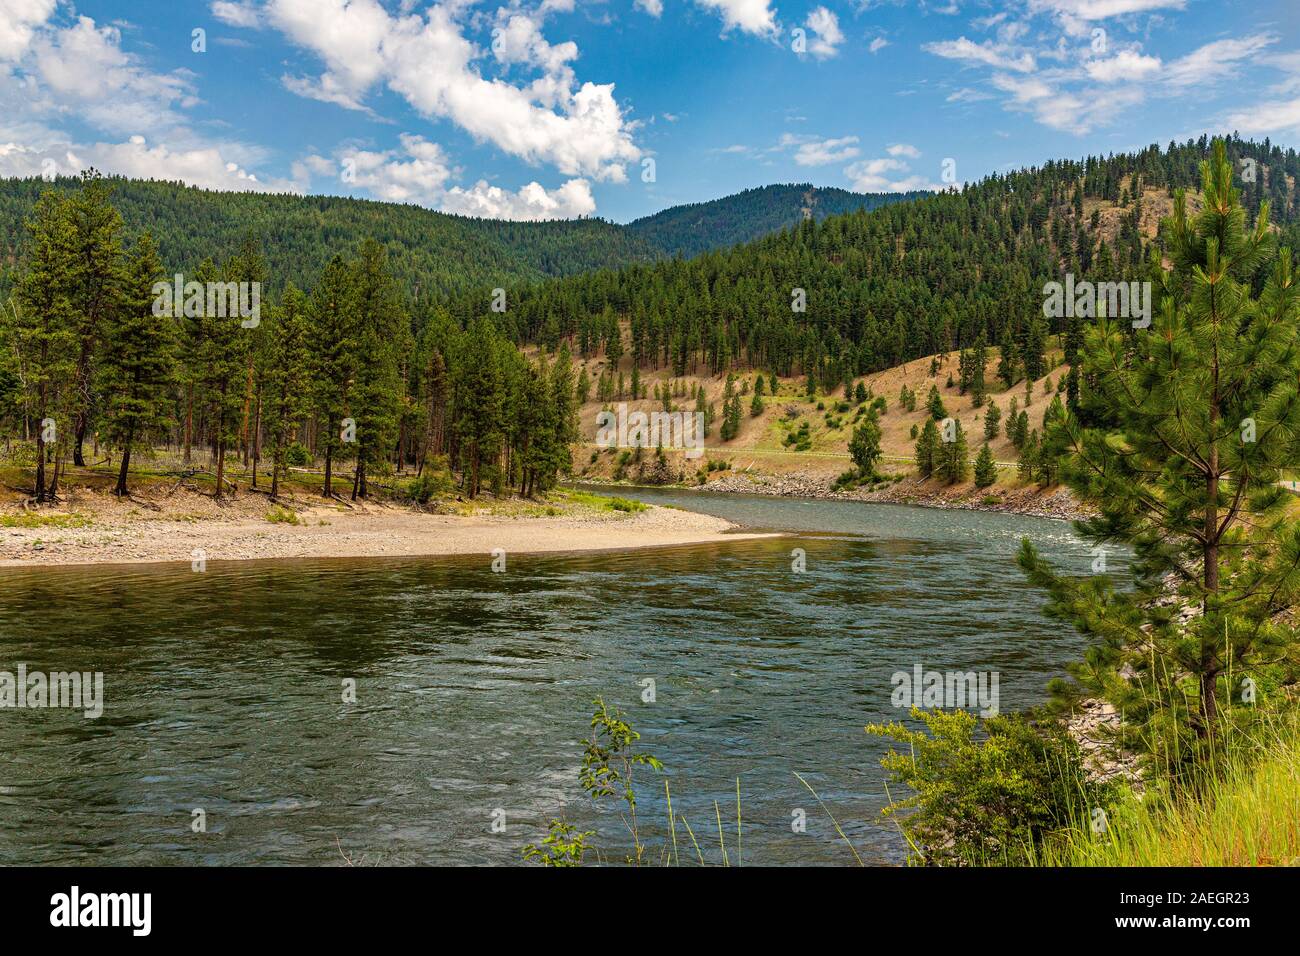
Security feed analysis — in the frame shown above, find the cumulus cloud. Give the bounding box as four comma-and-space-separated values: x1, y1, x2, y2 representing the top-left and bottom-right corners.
793, 135, 860, 166
260, 0, 639, 181
886, 142, 921, 158
295, 133, 596, 220
1083, 49, 1161, 83
868, 36, 889, 54
803, 7, 844, 60
211, 1, 262, 28
0, 0, 56, 61
693, 0, 778, 37
844, 156, 941, 193
0, 134, 298, 192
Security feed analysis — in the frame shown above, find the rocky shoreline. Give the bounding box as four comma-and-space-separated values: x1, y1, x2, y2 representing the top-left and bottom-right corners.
689, 471, 1089, 522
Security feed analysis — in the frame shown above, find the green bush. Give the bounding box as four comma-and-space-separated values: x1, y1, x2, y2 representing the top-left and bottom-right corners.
284, 442, 311, 467
867, 708, 1115, 865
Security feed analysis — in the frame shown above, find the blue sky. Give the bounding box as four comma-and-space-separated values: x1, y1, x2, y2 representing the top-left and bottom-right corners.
1, 0, 1298, 222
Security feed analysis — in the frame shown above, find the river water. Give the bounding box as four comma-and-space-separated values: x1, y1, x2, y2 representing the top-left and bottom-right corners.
0, 489, 1105, 866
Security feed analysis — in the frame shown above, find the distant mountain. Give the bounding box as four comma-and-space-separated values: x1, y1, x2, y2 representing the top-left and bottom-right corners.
626, 184, 929, 258
0, 177, 662, 300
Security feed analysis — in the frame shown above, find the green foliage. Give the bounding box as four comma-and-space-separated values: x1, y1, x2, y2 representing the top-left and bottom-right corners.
867, 708, 1116, 865
1018, 139, 1300, 778
914, 417, 940, 479
576, 697, 663, 865
848, 409, 882, 478
522, 819, 593, 868
974, 442, 997, 488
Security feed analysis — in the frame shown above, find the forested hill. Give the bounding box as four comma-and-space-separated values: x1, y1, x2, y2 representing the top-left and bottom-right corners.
0, 177, 662, 299
626, 183, 927, 258
477, 135, 1300, 395
0, 177, 927, 301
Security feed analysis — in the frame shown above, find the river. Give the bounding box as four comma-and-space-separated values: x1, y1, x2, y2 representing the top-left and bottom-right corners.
0, 490, 1108, 865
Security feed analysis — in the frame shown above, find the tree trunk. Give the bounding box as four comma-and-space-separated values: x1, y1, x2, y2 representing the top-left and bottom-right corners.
214, 435, 227, 500
114, 442, 132, 497
323, 446, 333, 498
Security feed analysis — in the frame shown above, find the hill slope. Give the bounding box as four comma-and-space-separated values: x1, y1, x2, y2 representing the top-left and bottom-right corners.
626, 183, 927, 258
0, 177, 662, 300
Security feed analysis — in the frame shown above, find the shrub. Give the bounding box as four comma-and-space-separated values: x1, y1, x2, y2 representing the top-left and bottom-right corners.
867, 708, 1115, 865
284, 442, 311, 468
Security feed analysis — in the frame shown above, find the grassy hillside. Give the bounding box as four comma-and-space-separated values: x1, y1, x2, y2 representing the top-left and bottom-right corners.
626, 183, 927, 258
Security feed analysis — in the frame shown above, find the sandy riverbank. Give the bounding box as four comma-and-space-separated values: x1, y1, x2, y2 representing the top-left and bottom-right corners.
0, 491, 775, 568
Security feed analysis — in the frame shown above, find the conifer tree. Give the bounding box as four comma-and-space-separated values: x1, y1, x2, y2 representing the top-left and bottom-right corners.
974, 442, 997, 488
99, 233, 173, 496
983, 400, 1001, 441
848, 408, 882, 478
12, 190, 77, 501
914, 417, 940, 479
926, 384, 947, 420
938, 418, 969, 484
262, 283, 311, 498
1019, 140, 1300, 762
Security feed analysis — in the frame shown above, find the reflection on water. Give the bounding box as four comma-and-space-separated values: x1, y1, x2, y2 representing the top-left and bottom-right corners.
0, 492, 1107, 865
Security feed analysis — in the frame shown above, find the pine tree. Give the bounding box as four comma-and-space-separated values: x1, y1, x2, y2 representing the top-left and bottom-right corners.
926, 384, 947, 420
1020, 140, 1300, 762
348, 239, 404, 500
848, 409, 882, 478
98, 233, 173, 496
914, 417, 940, 479
970, 334, 988, 407
938, 418, 969, 484
983, 400, 1001, 441
64, 171, 126, 467
195, 257, 249, 500
309, 255, 357, 498
12, 190, 77, 501
974, 442, 997, 488
262, 283, 312, 498
749, 389, 764, 417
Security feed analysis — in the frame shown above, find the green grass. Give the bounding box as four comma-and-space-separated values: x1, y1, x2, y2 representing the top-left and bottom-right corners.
1035, 720, 1300, 867
0, 512, 93, 529
265, 506, 302, 525
560, 489, 649, 513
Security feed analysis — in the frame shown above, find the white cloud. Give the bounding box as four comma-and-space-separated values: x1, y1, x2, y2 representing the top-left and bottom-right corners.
0, 0, 56, 61
262, 0, 640, 182
1223, 98, 1300, 138
693, 0, 778, 37
868, 36, 889, 54
211, 1, 262, 28
1164, 34, 1276, 88
1084, 49, 1161, 83
1027, 0, 1185, 20
794, 135, 860, 165
844, 156, 942, 193
924, 36, 1036, 73
804, 7, 844, 60
886, 142, 920, 158
440, 177, 595, 220
0, 134, 299, 192
296, 133, 596, 220
847, 153, 941, 195
635, 0, 664, 16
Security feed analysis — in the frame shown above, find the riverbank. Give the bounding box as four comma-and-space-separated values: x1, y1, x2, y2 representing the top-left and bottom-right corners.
585, 471, 1088, 522
0, 486, 774, 568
